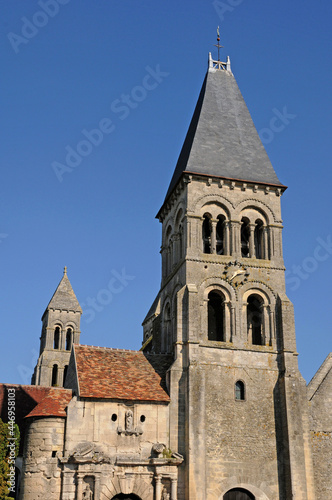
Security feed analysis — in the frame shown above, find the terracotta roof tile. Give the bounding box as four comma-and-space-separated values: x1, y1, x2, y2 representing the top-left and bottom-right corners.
75, 345, 170, 402
0, 384, 72, 420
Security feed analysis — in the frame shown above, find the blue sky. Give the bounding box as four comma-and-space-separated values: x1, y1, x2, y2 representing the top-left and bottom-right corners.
1, 0, 331, 385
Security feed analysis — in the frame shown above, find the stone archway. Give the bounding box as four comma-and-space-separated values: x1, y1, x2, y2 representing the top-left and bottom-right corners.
111, 495, 142, 500
223, 488, 255, 500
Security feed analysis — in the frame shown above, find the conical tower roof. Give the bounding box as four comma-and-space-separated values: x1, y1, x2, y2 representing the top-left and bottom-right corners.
163, 54, 285, 206
43, 267, 82, 317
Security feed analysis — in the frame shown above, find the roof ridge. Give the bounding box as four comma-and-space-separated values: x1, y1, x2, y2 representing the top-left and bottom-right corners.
77, 344, 141, 353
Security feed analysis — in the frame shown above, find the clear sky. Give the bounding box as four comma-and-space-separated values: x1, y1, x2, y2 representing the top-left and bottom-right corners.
1, 0, 331, 385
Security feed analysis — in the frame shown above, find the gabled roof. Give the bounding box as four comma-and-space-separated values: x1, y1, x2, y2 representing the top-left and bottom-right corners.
307, 352, 332, 400
163, 59, 284, 206
74, 345, 170, 402
43, 267, 82, 317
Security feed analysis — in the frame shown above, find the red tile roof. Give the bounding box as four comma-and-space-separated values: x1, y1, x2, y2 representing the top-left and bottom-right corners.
74, 345, 170, 402
0, 384, 72, 420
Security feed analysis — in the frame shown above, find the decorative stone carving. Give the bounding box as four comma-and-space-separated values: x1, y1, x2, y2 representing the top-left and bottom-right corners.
117, 410, 143, 436
82, 482, 93, 499
65, 442, 112, 464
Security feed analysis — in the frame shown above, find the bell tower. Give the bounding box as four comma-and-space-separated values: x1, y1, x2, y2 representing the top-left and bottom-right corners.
143, 47, 316, 499
32, 267, 82, 387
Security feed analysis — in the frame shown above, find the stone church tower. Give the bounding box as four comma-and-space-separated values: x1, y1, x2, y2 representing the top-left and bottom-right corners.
32, 267, 82, 387
6, 48, 330, 500
142, 53, 316, 499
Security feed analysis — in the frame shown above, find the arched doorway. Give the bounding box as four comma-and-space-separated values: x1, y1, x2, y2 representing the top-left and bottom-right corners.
111, 494, 142, 500
223, 488, 255, 500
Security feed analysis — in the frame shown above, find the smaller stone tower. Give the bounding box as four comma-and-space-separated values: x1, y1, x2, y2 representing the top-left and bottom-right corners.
32, 267, 82, 387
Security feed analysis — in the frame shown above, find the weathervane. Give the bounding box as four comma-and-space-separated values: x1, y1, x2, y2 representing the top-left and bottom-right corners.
214, 26, 223, 62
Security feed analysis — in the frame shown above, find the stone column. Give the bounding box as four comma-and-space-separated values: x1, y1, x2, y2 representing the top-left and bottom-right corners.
224, 302, 231, 342
230, 221, 241, 257
170, 477, 178, 500
155, 474, 162, 500
94, 474, 101, 499
263, 226, 269, 259
211, 219, 217, 254
249, 224, 256, 258
76, 473, 83, 500
224, 221, 230, 256
230, 305, 236, 342
60, 328, 66, 350
58, 367, 64, 387
262, 305, 270, 345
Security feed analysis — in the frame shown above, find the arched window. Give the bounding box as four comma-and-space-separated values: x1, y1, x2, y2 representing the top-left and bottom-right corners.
63, 365, 68, 386
202, 214, 212, 254
254, 219, 264, 259
51, 364, 58, 386
208, 291, 225, 341
241, 217, 250, 257
53, 326, 60, 350
235, 380, 245, 401
216, 215, 225, 255
66, 328, 73, 351
247, 295, 264, 346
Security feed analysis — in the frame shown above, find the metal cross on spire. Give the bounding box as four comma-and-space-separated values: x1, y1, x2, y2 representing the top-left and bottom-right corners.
214, 26, 223, 62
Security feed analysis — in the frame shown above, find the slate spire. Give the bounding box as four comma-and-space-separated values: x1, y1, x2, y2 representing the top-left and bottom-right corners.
163, 52, 284, 204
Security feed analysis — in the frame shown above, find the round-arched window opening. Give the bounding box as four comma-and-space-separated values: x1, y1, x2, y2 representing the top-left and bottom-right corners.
202, 213, 212, 254
247, 294, 264, 346
111, 414, 117, 422
140, 415, 146, 423
208, 291, 225, 342
241, 217, 250, 257
235, 380, 245, 401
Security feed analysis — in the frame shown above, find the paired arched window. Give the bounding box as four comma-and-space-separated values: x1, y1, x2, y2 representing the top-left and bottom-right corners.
247, 294, 264, 346
66, 328, 73, 351
235, 380, 245, 401
53, 326, 60, 350
208, 291, 225, 341
51, 364, 58, 386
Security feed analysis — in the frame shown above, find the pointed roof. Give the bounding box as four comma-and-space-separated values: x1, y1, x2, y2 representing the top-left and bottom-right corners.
43, 267, 82, 316
163, 54, 285, 205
